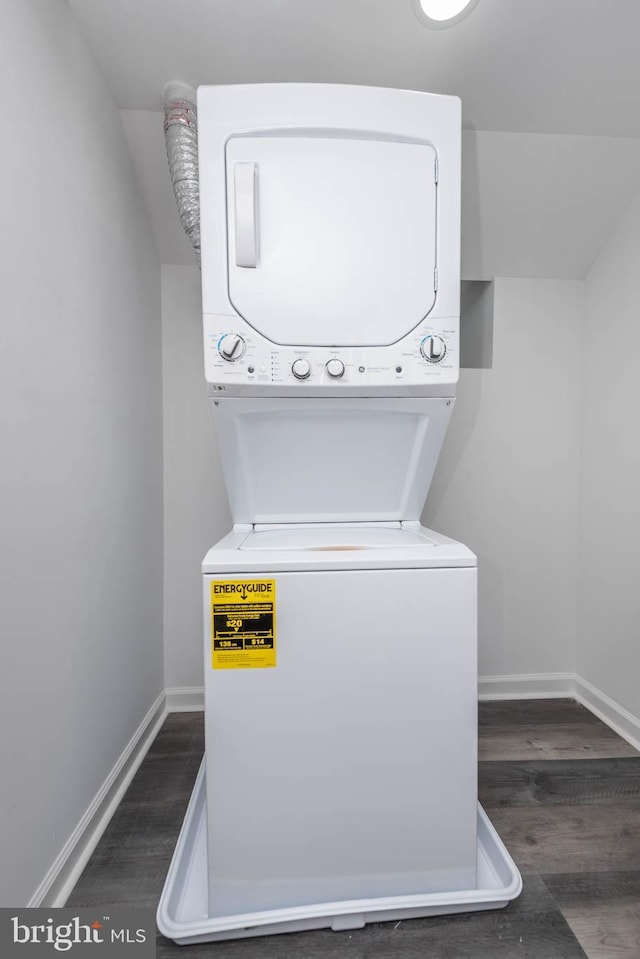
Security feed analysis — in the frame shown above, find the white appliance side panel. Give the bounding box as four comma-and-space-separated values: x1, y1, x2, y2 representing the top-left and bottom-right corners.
203, 567, 477, 917
210, 396, 454, 525
225, 136, 436, 347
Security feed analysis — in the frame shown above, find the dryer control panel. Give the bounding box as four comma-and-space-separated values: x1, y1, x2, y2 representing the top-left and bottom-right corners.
204, 313, 458, 397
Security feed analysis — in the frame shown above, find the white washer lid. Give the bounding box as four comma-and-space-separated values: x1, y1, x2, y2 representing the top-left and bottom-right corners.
239, 526, 437, 551
211, 396, 454, 526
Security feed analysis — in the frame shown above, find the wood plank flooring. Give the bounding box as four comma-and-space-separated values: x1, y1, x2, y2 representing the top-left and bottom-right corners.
68, 701, 640, 958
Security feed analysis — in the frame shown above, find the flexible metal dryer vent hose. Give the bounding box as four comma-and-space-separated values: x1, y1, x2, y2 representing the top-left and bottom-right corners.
163, 82, 200, 264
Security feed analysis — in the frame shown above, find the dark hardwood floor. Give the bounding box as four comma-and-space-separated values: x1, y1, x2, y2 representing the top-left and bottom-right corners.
68, 701, 640, 958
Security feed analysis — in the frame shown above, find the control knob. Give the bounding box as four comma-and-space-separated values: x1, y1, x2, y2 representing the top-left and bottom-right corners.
326, 358, 345, 378
420, 335, 446, 363
218, 333, 246, 362
292, 358, 311, 380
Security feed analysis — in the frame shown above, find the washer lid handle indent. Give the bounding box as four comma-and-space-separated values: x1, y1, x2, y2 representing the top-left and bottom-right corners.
234, 162, 258, 268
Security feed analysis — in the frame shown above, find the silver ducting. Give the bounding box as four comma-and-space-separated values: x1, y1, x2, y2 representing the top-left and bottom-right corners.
163, 82, 200, 263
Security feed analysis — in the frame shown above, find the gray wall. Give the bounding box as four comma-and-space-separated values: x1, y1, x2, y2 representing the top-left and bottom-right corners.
161, 271, 584, 688
577, 192, 640, 718
425, 278, 583, 678
162, 266, 230, 691
0, 0, 163, 906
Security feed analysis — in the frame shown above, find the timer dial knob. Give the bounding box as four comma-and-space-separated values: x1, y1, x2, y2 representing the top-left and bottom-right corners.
218, 333, 246, 362
326, 358, 345, 378
420, 335, 446, 363
292, 358, 311, 380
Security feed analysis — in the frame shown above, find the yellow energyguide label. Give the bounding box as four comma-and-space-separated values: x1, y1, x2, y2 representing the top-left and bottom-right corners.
211, 579, 276, 669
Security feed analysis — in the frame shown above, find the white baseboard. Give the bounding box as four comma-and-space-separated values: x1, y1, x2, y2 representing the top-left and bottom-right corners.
478, 672, 575, 701
480, 671, 640, 752
165, 686, 204, 712
29, 691, 167, 908
574, 675, 640, 753
170, 679, 577, 707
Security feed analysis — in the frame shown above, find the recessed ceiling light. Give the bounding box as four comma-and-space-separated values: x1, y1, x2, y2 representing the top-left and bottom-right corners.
414, 0, 479, 28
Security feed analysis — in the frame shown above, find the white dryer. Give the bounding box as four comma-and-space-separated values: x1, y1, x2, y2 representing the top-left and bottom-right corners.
157, 83, 521, 944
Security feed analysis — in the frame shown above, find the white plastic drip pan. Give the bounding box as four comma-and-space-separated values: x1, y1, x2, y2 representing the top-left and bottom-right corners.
157, 761, 522, 945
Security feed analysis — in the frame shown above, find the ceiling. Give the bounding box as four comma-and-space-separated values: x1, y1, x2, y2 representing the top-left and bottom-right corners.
69, 0, 640, 137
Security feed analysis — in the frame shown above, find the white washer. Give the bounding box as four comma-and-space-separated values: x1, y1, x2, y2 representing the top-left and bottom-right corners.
157, 84, 521, 943
202, 524, 477, 917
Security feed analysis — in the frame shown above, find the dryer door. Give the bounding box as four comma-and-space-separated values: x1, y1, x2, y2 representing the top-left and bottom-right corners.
225, 134, 437, 347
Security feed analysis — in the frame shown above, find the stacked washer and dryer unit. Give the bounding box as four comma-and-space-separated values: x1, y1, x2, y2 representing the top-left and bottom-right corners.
157, 83, 521, 944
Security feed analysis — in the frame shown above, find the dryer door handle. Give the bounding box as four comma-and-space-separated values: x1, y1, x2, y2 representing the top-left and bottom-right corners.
234, 162, 258, 268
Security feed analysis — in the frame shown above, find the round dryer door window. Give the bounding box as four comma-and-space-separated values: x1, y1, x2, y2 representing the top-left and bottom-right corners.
225, 134, 438, 347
